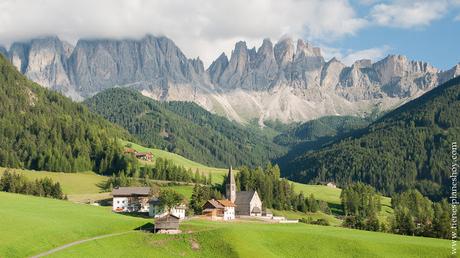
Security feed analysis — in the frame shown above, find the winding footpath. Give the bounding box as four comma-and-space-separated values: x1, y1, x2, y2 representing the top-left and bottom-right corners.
30, 231, 135, 258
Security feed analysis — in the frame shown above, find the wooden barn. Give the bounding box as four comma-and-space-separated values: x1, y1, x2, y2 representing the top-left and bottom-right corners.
154, 214, 181, 233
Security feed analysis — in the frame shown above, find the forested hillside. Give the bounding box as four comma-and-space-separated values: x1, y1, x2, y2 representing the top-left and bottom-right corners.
284, 76, 460, 200
0, 55, 134, 174
84, 88, 286, 167
275, 115, 371, 170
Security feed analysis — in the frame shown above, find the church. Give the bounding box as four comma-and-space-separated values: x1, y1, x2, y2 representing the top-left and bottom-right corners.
226, 167, 263, 216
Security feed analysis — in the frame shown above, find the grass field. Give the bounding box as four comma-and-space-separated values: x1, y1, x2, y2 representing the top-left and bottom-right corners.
290, 181, 393, 221
48, 219, 452, 258
121, 140, 229, 183
0, 192, 150, 258
0, 167, 195, 201
272, 210, 342, 226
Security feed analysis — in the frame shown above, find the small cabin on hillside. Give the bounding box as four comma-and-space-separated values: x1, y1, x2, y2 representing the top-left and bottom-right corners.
135, 152, 153, 161
154, 214, 180, 233
112, 187, 151, 212
326, 182, 337, 188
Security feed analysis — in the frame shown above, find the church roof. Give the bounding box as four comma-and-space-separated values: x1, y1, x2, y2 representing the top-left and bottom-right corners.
235, 190, 256, 205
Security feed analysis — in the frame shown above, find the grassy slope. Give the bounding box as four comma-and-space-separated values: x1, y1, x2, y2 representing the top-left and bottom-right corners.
122, 140, 229, 183
0, 167, 194, 201
0, 192, 149, 258
49, 219, 451, 258
291, 182, 393, 221
272, 210, 342, 226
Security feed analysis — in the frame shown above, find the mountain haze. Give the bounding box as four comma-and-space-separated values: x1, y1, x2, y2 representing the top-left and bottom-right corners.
1, 35, 459, 124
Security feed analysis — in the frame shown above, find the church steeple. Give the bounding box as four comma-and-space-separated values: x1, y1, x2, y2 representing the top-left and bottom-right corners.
226, 166, 236, 203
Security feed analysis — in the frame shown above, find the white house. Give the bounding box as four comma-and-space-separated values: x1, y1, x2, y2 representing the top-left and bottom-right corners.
218, 199, 235, 220
112, 187, 151, 212
149, 198, 187, 219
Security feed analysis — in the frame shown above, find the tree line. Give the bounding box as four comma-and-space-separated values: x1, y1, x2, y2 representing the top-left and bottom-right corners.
101, 157, 211, 191
340, 182, 456, 239
0, 170, 64, 199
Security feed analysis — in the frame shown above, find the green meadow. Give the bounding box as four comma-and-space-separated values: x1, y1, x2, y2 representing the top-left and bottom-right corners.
48, 219, 451, 258
121, 140, 229, 183
0, 192, 149, 258
0, 167, 194, 201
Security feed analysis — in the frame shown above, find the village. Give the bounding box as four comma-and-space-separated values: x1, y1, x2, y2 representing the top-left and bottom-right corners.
111, 167, 300, 233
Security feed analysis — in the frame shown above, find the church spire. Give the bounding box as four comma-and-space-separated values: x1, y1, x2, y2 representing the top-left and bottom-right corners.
226, 166, 236, 203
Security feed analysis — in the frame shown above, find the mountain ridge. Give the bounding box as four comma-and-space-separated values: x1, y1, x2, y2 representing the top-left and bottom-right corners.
1, 35, 459, 124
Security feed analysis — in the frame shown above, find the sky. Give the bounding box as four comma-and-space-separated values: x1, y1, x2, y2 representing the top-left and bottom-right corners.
0, 0, 459, 70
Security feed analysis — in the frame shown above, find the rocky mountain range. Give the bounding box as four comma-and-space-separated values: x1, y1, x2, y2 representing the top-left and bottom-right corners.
1, 35, 458, 124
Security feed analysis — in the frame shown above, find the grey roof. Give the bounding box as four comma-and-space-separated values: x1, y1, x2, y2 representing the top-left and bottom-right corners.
226, 166, 235, 186
235, 191, 255, 205
252, 206, 262, 213
112, 187, 151, 196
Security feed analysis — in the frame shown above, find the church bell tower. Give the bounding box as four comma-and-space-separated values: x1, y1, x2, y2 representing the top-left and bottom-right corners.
226, 166, 236, 203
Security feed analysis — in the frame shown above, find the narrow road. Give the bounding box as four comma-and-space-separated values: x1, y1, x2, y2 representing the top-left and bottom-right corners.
30, 231, 135, 258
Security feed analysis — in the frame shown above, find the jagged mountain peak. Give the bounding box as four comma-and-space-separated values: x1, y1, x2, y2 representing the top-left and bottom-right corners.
3, 34, 459, 124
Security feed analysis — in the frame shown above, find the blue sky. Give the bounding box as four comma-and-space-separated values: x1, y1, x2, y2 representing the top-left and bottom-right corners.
0, 0, 459, 69
323, 0, 460, 70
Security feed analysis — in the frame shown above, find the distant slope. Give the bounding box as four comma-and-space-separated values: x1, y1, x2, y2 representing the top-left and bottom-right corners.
84, 88, 286, 167
284, 76, 460, 200
0, 192, 148, 258
0, 55, 132, 174
0, 167, 194, 201
122, 140, 228, 183
275, 115, 371, 169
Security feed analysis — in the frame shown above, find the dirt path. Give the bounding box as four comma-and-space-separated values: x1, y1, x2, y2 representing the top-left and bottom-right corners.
30, 231, 135, 258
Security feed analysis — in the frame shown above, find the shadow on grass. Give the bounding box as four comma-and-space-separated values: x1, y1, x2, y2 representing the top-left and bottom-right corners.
329, 203, 344, 216
118, 212, 152, 219
135, 222, 155, 232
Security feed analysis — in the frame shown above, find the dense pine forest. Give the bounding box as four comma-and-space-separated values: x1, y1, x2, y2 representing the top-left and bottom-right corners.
84, 88, 286, 167
283, 76, 460, 200
0, 55, 135, 174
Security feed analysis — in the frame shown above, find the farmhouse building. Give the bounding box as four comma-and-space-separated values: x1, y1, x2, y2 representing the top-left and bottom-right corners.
226, 167, 263, 216
202, 199, 235, 220
123, 147, 153, 162
112, 187, 151, 212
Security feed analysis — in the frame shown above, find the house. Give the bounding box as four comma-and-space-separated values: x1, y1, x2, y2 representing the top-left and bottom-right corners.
202, 199, 235, 220
135, 152, 153, 161
123, 147, 153, 162
149, 198, 187, 219
218, 199, 236, 220
226, 166, 263, 216
112, 187, 151, 212
154, 214, 181, 233
202, 199, 224, 219
326, 182, 337, 188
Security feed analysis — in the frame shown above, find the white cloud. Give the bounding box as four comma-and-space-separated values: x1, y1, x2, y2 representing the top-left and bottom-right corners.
0, 0, 366, 66
341, 46, 391, 65
321, 45, 390, 66
370, 0, 449, 28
